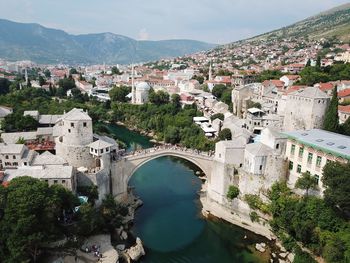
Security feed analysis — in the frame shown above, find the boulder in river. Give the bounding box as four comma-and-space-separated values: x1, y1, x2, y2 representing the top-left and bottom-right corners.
255, 242, 266, 253
121, 231, 128, 240
126, 237, 145, 261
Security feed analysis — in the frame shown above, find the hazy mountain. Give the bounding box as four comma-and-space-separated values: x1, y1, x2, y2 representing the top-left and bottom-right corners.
236, 3, 350, 44
0, 19, 216, 64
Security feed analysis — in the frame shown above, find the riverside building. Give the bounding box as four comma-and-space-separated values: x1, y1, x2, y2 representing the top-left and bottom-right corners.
284, 129, 350, 193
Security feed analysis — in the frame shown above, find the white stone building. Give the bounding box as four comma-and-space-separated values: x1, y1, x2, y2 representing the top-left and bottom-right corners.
133, 82, 150, 104
283, 129, 350, 193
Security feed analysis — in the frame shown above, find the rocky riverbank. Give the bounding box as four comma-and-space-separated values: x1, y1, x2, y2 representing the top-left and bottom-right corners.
199, 187, 294, 263
114, 192, 146, 262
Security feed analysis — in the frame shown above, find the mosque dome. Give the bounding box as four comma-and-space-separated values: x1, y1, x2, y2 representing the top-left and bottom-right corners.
136, 82, 151, 91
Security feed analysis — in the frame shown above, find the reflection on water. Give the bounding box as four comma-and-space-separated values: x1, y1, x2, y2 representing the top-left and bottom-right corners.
129, 157, 268, 263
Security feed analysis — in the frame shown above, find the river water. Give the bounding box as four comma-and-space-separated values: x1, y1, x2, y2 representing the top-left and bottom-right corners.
107, 124, 269, 263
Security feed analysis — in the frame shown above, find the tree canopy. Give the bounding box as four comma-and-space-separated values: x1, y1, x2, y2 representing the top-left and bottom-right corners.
295, 172, 318, 197
0, 177, 78, 262
323, 87, 339, 132
109, 86, 131, 103
322, 161, 350, 217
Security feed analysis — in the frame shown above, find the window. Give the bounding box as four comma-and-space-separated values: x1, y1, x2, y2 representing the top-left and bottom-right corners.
289, 161, 294, 170
83, 122, 87, 127
316, 156, 322, 167
68, 129, 71, 133
106, 148, 109, 152
276, 143, 280, 150
297, 164, 302, 173
12, 162, 18, 166
307, 153, 313, 164
101, 149, 104, 154
291, 144, 295, 155
315, 175, 320, 184
54, 180, 58, 184
298, 147, 304, 158
62, 180, 66, 184
5, 155, 8, 159
259, 165, 263, 170
71, 122, 74, 128
24, 162, 27, 166
13, 155, 16, 159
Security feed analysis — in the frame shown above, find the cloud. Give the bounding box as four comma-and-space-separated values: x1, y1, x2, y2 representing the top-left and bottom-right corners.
138, 28, 150, 40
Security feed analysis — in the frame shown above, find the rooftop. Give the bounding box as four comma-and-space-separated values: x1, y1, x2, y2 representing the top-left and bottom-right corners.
4, 165, 74, 181
294, 86, 329, 99
0, 144, 26, 154
32, 151, 67, 166
61, 108, 91, 121
283, 129, 350, 160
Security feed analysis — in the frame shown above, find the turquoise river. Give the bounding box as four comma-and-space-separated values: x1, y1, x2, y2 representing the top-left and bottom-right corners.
107, 124, 270, 263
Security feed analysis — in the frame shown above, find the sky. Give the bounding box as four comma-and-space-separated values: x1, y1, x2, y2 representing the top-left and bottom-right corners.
0, 0, 349, 44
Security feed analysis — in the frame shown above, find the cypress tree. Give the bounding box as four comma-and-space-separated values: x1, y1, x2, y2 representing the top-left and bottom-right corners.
323, 86, 339, 132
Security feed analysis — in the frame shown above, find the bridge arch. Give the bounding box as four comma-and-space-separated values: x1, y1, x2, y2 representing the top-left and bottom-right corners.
111, 148, 214, 199
127, 152, 210, 183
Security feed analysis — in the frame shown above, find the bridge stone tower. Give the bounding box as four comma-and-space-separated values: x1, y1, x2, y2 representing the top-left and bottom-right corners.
55, 108, 95, 168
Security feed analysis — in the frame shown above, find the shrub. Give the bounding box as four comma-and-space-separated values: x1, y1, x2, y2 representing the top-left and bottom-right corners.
226, 185, 239, 200
249, 211, 260, 222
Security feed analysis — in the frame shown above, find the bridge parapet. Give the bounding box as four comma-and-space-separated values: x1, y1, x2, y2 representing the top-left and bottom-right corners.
123, 145, 214, 161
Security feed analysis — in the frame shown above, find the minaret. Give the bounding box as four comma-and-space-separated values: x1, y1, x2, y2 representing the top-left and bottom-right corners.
131, 64, 136, 104
209, 61, 213, 81
24, 68, 28, 85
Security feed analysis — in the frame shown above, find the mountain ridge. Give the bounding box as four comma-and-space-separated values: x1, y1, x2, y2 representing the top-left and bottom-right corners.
227, 3, 350, 46
0, 19, 216, 65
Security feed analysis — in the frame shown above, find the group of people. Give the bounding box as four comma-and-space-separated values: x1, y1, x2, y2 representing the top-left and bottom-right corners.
126, 144, 215, 157
82, 244, 103, 259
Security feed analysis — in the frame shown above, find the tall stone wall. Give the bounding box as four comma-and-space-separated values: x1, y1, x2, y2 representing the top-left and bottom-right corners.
56, 141, 95, 169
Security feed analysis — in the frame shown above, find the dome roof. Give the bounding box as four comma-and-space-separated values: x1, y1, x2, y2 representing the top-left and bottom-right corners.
136, 82, 151, 91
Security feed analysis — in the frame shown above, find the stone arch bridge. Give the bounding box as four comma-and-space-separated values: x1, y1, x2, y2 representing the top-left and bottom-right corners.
111, 146, 214, 198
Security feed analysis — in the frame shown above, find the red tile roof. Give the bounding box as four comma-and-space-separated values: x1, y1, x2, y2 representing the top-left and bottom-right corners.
317, 82, 334, 92
338, 88, 350, 98
339, 105, 350, 114
284, 86, 305, 95
283, 75, 300, 80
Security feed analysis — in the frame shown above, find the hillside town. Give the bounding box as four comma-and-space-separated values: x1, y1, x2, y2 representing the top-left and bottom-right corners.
0, 7, 350, 263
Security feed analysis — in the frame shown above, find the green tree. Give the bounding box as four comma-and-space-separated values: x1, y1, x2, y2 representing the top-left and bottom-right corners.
171, 94, 181, 109
69, 68, 78, 75
295, 172, 318, 197
212, 84, 227, 99
164, 126, 180, 144
211, 113, 224, 121
218, 128, 232, 141
316, 56, 321, 68
227, 185, 239, 200
306, 59, 311, 67
38, 76, 45, 86
0, 78, 11, 95
2, 113, 39, 132
0, 177, 76, 262
149, 90, 170, 105
43, 69, 51, 78
109, 86, 130, 102
322, 161, 350, 216
323, 87, 339, 132
111, 66, 121, 75
256, 70, 283, 82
